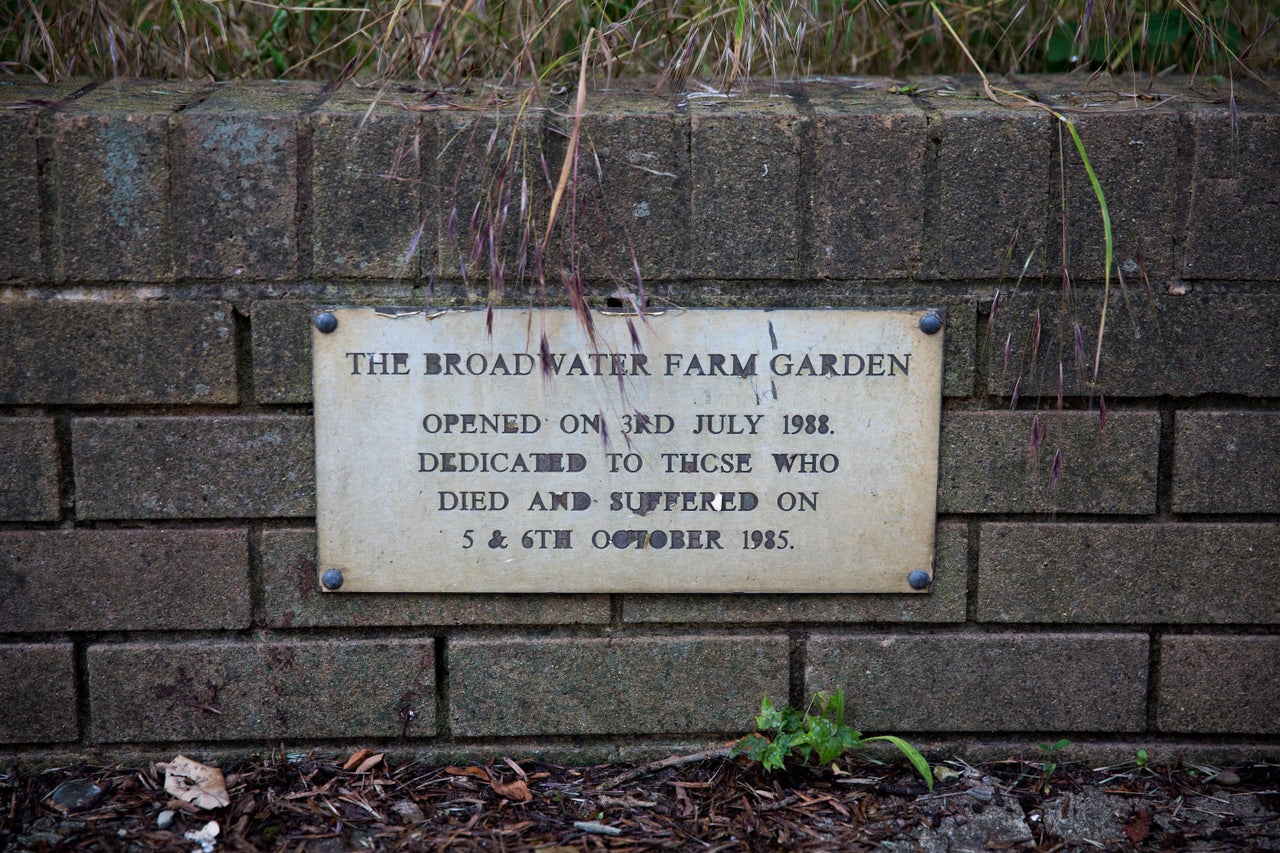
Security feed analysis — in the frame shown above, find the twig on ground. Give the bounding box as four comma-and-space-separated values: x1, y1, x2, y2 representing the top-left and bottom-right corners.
598, 745, 736, 790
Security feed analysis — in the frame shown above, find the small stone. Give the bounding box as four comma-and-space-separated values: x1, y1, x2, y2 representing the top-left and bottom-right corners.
47, 778, 104, 813
1214, 770, 1241, 786
574, 821, 624, 837
932, 766, 960, 783
183, 819, 220, 853
157, 809, 176, 829
306, 837, 348, 853
967, 785, 994, 802
391, 800, 425, 824
17, 831, 62, 847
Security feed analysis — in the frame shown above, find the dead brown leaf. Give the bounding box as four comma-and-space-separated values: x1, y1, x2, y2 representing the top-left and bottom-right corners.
1124, 809, 1152, 844
354, 753, 384, 774
491, 777, 533, 803
445, 765, 491, 780
443, 764, 532, 802
159, 756, 230, 810
343, 749, 375, 771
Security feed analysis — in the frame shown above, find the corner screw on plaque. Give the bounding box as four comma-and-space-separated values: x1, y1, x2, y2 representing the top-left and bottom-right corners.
907, 570, 931, 590
315, 311, 338, 334
919, 313, 943, 335
321, 569, 344, 590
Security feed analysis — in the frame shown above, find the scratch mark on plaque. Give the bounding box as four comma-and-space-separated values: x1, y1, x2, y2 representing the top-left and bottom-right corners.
768, 320, 778, 350
373, 307, 452, 320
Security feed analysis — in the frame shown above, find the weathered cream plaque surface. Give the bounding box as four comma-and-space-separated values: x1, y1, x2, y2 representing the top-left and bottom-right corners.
313, 308, 943, 593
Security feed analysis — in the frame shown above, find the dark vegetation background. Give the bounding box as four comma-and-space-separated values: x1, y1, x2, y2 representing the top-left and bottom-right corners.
3, 1, 1277, 85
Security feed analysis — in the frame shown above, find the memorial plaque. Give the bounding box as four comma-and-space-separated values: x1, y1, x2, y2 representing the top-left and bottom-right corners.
313, 308, 944, 593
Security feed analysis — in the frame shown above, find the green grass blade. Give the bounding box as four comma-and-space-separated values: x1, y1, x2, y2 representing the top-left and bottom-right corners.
865, 735, 934, 791
1060, 118, 1113, 386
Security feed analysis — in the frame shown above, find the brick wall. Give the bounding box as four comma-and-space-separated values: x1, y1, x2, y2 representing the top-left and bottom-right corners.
1, 75, 1277, 759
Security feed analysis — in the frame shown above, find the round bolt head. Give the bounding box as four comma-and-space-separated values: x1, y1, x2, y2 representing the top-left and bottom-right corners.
919, 313, 943, 335
315, 311, 339, 334
907, 569, 932, 590
321, 569, 344, 590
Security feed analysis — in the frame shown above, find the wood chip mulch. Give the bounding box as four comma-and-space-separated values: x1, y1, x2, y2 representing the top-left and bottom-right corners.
3, 749, 1278, 851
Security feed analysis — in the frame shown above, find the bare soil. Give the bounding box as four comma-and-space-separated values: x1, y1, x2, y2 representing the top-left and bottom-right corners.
4, 749, 1277, 851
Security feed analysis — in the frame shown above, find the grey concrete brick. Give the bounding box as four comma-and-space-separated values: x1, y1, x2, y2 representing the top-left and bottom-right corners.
0, 418, 59, 521
623, 523, 966, 623
0, 529, 250, 632
0, 89, 42, 281
174, 82, 322, 279
1059, 108, 1180, 281
808, 84, 926, 279
433, 97, 546, 282
690, 92, 801, 278
0, 644, 78, 744
450, 635, 788, 736
88, 639, 435, 742
0, 79, 86, 281
259, 528, 610, 628
51, 81, 205, 281
0, 301, 237, 405
1174, 412, 1280, 513
940, 297, 977, 397
1016, 76, 1182, 282
1158, 635, 1280, 734
73, 416, 313, 519
550, 87, 687, 281
978, 523, 1280, 624
986, 291, 1280, 398
1184, 99, 1280, 280
252, 300, 312, 404
807, 632, 1149, 732
310, 86, 424, 277
938, 411, 1159, 513
931, 88, 1052, 278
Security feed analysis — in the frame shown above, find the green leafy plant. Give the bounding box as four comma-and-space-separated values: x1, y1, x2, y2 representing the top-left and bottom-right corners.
732, 690, 933, 790
1135, 748, 1149, 771
1036, 737, 1071, 789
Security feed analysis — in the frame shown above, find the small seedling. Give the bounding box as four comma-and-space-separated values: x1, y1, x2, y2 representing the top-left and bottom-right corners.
1135, 748, 1149, 771
1036, 738, 1071, 790
1037, 737, 1071, 771
732, 690, 933, 790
